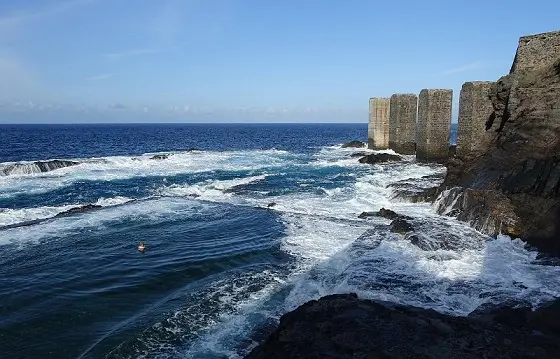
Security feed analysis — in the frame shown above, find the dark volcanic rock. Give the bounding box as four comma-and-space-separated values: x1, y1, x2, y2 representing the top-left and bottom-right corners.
1, 160, 79, 176
341, 140, 365, 148
437, 45, 560, 255
358, 208, 412, 221
267, 202, 277, 208
358, 153, 402, 164
389, 218, 414, 233
392, 186, 439, 203
357, 211, 375, 219
246, 294, 560, 359
349, 151, 370, 158
150, 154, 169, 160
55, 204, 102, 217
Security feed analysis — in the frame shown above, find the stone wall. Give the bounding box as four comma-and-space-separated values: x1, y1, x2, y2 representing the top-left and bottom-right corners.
510, 30, 560, 73
389, 94, 418, 154
416, 89, 453, 162
456, 81, 495, 157
368, 98, 390, 149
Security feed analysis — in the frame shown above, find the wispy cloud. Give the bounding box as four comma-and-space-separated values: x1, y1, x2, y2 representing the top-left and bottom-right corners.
0, 0, 95, 28
85, 73, 112, 81
102, 48, 160, 61
442, 61, 484, 75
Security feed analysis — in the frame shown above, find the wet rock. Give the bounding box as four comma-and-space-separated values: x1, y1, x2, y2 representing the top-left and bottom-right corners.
358, 211, 375, 219
392, 186, 439, 203
377, 208, 400, 220
55, 204, 102, 217
390, 218, 414, 234
1, 160, 80, 176
358, 153, 402, 164
267, 202, 277, 208
150, 154, 169, 160
341, 140, 365, 148
246, 294, 560, 359
349, 151, 370, 157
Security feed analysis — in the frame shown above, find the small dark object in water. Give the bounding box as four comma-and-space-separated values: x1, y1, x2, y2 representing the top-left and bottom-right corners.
267, 202, 277, 208
150, 154, 169, 160
358, 153, 402, 164
390, 218, 414, 234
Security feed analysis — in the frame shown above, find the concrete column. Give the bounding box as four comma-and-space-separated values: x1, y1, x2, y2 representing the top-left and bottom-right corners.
368, 98, 390, 150
389, 94, 418, 154
416, 89, 453, 162
456, 81, 495, 157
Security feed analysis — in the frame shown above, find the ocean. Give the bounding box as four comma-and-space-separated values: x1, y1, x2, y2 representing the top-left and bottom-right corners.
0, 123, 558, 359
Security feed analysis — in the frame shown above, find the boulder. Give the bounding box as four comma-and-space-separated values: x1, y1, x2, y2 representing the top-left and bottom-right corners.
358, 153, 402, 164
246, 294, 560, 359
389, 218, 414, 234
341, 140, 365, 148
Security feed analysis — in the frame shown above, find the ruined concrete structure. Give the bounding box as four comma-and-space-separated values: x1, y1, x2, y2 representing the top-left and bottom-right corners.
368, 98, 390, 149
388, 94, 418, 154
416, 89, 453, 162
510, 30, 560, 73
456, 82, 495, 157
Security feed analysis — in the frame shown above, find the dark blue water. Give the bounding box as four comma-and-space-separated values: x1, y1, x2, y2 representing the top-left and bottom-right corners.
2, 122, 550, 359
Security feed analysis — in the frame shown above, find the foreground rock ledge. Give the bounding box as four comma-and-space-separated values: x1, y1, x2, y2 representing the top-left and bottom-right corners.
246, 293, 560, 359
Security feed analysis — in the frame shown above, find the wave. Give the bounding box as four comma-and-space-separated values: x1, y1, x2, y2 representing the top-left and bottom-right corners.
0, 159, 80, 176
0, 196, 134, 230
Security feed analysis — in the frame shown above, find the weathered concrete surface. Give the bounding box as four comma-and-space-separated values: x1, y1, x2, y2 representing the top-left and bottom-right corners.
389, 93, 418, 154
510, 30, 560, 73
456, 81, 495, 157
246, 293, 560, 359
368, 98, 390, 149
416, 89, 453, 162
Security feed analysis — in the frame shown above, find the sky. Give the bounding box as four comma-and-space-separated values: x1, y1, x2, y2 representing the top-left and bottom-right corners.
0, 0, 559, 123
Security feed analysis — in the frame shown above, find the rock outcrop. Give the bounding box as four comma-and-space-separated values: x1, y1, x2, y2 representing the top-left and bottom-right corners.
437, 32, 560, 256
358, 153, 402, 164
246, 293, 560, 359
1, 160, 80, 176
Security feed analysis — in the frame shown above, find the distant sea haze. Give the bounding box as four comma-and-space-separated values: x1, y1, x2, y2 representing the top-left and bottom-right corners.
2, 123, 550, 359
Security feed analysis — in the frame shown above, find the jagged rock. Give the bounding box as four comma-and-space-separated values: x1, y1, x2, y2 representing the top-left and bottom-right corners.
150, 154, 169, 160
267, 202, 277, 208
438, 44, 560, 255
357, 211, 375, 219
246, 294, 560, 359
341, 140, 365, 148
1, 160, 80, 176
349, 151, 370, 157
391, 186, 439, 203
389, 218, 414, 234
55, 204, 102, 217
358, 153, 402, 164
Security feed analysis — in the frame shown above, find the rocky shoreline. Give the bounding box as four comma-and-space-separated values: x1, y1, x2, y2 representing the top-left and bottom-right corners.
244, 31, 560, 358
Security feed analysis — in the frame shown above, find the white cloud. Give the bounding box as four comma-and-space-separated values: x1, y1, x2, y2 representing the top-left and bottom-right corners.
85, 73, 113, 81
442, 61, 484, 75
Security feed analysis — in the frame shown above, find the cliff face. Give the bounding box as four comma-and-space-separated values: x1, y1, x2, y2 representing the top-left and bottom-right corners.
437, 34, 560, 255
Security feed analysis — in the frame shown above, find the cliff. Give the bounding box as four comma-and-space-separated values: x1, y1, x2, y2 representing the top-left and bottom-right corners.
436, 31, 560, 256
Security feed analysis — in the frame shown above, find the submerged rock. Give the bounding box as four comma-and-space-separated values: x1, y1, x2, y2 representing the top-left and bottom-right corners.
55, 204, 102, 217
349, 151, 370, 158
358, 153, 402, 164
246, 294, 560, 359
150, 154, 170, 160
341, 140, 365, 148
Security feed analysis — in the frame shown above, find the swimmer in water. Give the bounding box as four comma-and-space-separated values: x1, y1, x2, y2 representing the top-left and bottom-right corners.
138, 242, 146, 252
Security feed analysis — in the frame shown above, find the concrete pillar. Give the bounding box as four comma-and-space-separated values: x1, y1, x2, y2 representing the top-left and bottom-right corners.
416, 89, 453, 162
389, 94, 418, 154
456, 81, 495, 157
367, 98, 390, 150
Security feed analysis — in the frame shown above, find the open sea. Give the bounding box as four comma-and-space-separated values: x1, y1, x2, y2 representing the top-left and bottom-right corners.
1, 123, 559, 359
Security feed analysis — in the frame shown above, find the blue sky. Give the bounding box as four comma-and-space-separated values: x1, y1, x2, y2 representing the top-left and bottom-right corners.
0, 0, 559, 123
